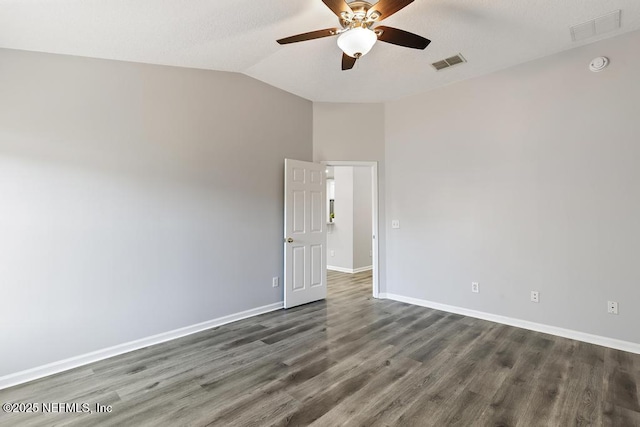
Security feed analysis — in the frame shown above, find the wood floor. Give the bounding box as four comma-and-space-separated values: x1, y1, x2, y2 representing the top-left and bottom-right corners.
2, 270, 640, 426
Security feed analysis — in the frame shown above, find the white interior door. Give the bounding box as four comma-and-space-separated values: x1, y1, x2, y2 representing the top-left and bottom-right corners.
284, 159, 327, 309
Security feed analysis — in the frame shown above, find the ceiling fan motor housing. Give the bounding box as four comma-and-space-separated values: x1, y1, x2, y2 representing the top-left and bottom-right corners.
341, 0, 377, 27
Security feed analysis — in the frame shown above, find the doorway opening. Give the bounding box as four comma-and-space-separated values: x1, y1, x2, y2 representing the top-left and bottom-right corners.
322, 161, 379, 299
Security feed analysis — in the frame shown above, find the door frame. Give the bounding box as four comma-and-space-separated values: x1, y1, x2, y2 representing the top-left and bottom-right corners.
321, 161, 380, 299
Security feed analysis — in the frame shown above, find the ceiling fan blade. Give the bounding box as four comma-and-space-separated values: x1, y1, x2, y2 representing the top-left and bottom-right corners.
376, 26, 431, 49
322, 0, 353, 18
277, 28, 340, 45
369, 0, 414, 20
342, 53, 357, 70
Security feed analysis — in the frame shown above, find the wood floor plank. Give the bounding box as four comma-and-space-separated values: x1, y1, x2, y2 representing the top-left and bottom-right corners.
309, 356, 422, 426
355, 352, 466, 426
475, 337, 555, 426
516, 338, 572, 427
2, 270, 640, 427
273, 349, 398, 426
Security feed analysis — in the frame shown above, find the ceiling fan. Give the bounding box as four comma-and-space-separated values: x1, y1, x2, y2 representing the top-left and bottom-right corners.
277, 0, 431, 70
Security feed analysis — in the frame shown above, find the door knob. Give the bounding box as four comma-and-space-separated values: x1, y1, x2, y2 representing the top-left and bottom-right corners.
286, 237, 294, 243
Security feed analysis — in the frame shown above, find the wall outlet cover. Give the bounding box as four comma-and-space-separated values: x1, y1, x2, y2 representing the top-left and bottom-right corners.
531, 291, 539, 303
471, 282, 479, 293
272, 277, 279, 288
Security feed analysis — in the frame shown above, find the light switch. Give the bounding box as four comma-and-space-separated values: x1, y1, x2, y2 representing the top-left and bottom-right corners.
392, 220, 400, 229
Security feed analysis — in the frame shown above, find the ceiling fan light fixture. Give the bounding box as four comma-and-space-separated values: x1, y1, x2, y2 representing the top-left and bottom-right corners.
337, 27, 377, 58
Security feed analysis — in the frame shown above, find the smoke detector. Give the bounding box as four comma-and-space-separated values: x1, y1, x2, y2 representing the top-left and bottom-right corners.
589, 57, 609, 72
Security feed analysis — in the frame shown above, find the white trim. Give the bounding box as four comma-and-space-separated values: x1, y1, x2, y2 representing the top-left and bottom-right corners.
0, 302, 283, 391
322, 161, 376, 167
327, 266, 352, 273
381, 293, 640, 355
370, 164, 379, 299
321, 161, 379, 299
327, 265, 373, 274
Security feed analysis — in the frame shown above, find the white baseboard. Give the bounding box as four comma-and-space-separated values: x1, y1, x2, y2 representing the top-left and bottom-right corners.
327, 265, 372, 274
0, 302, 283, 391
380, 293, 640, 355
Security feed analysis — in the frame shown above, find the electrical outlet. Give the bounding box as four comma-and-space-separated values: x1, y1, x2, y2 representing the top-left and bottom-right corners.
392, 220, 400, 229
272, 277, 279, 288
608, 301, 619, 315
330, 250, 335, 257
530, 291, 539, 303
471, 282, 479, 293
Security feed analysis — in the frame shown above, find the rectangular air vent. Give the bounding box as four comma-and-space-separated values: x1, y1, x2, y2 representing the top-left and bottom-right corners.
570, 10, 621, 42
431, 54, 466, 71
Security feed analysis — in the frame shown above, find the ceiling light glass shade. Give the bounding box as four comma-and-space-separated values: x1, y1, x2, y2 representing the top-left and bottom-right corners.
337, 27, 377, 58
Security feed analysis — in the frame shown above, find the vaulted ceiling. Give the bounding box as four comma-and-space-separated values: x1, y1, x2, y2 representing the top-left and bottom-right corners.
1, 0, 639, 102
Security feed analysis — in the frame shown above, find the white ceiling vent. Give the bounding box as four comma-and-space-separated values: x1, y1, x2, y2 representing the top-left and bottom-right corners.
431, 54, 466, 71
570, 10, 621, 42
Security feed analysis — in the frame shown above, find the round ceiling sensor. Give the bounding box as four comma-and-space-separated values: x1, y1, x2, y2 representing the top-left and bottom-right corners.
589, 57, 609, 72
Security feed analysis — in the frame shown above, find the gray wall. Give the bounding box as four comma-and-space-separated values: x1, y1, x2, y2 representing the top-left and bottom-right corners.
353, 166, 373, 270
385, 30, 640, 344
0, 48, 312, 377
313, 103, 386, 288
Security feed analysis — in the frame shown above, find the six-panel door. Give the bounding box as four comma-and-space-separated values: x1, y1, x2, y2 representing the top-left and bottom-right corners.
284, 159, 327, 308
